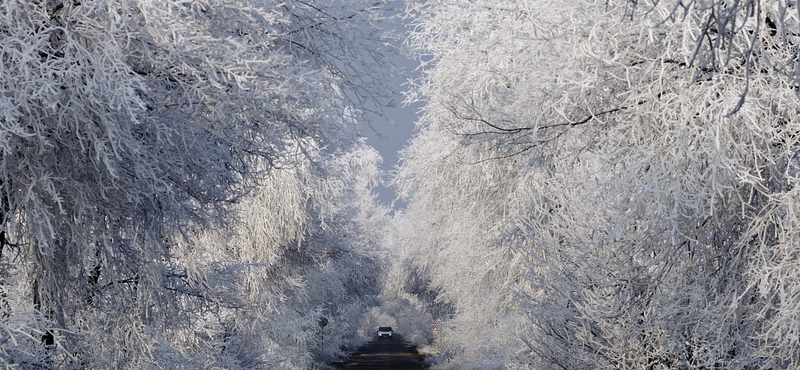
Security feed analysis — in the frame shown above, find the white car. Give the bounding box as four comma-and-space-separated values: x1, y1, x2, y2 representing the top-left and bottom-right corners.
376, 326, 394, 340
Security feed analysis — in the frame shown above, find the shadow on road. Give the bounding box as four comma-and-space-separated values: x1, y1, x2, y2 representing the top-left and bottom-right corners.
333, 334, 428, 370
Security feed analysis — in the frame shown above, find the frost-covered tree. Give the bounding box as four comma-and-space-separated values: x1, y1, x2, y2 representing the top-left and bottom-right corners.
392, 125, 531, 369
0, 0, 396, 367
399, 0, 800, 368
178, 142, 388, 368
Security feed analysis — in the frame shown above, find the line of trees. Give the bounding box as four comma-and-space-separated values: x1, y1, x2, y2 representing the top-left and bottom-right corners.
0, 0, 397, 368
394, 0, 800, 368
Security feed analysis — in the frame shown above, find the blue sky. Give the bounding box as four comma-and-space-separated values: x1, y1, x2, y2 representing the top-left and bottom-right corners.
360, 72, 421, 211
359, 13, 422, 211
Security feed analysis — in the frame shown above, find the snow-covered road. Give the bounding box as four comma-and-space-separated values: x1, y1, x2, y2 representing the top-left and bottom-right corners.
334, 334, 427, 369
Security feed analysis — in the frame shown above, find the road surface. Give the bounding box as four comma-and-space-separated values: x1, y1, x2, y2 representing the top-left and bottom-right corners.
334, 334, 427, 369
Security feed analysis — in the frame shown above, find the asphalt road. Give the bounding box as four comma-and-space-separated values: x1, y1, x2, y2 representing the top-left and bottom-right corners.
335, 334, 427, 369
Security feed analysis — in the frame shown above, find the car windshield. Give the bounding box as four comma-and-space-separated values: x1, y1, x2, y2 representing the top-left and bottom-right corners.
378, 327, 392, 331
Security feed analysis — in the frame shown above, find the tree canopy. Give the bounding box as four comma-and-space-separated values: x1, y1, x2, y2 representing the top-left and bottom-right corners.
7, 0, 800, 368
395, 0, 800, 368
0, 0, 397, 368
